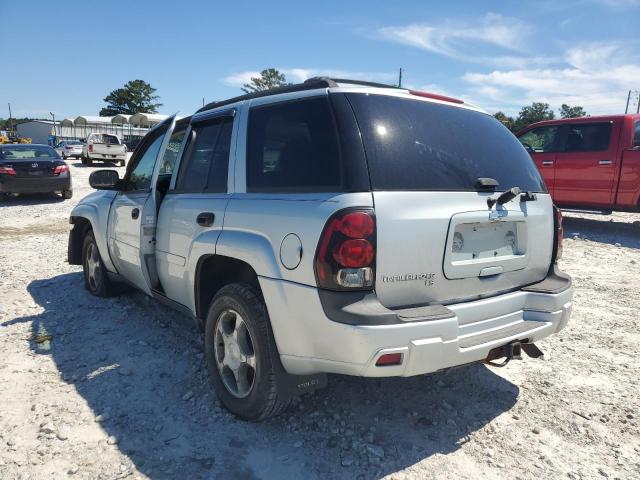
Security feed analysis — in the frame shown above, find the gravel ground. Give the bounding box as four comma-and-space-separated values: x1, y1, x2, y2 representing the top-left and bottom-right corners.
1, 159, 639, 479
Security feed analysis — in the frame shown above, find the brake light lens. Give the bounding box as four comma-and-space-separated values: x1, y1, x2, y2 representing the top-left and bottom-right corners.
88, 144, 93, 153
53, 164, 69, 176
409, 89, 464, 104
315, 209, 376, 290
553, 206, 564, 261
0, 166, 16, 175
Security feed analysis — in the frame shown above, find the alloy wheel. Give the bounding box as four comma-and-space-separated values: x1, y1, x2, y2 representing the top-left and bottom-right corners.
214, 309, 256, 398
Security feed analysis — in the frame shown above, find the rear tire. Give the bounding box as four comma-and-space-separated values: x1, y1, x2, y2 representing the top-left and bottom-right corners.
205, 283, 292, 421
62, 189, 73, 199
119, 159, 125, 167
86, 157, 93, 166
82, 231, 115, 297
81, 156, 87, 165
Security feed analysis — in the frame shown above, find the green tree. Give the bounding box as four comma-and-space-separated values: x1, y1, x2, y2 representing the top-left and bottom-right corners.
493, 111, 516, 132
559, 104, 587, 118
241, 68, 288, 94
514, 102, 555, 132
99, 79, 162, 116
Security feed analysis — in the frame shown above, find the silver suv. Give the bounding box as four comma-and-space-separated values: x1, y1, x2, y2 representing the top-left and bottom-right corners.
67, 78, 573, 421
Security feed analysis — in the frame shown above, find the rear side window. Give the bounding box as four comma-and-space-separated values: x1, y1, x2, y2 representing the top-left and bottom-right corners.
176, 116, 232, 193
563, 123, 612, 152
518, 126, 559, 153
246, 97, 342, 192
346, 94, 546, 192
635, 122, 640, 147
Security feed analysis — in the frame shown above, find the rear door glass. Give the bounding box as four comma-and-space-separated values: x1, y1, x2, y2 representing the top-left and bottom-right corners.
346, 93, 546, 192
563, 123, 612, 152
175, 116, 232, 193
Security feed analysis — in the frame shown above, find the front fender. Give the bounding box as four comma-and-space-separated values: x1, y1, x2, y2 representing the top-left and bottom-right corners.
70, 192, 117, 272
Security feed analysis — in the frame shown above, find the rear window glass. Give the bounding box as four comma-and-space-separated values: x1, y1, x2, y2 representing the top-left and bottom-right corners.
90, 134, 119, 145
563, 123, 612, 152
346, 94, 546, 192
0, 145, 58, 159
246, 97, 342, 192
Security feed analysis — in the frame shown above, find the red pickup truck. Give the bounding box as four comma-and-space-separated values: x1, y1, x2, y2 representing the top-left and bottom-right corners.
517, 114, 640, 213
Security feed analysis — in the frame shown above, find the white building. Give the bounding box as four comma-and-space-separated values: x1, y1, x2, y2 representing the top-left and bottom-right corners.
16, 113, 169, 145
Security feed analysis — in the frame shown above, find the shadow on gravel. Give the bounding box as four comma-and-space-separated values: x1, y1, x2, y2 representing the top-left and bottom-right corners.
562, 215, 640, 249
14, 273, 519, 479
0, 192, 65, 205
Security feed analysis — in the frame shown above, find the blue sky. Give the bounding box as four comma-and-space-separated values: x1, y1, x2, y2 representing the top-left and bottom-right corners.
1, 0, 639, 119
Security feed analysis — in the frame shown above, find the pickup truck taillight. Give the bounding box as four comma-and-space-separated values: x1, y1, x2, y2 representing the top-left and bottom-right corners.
88, 144, 93, 153
0, 166, 16, 175
553, 205, 564, 261
315, 209, 376, 290
53, 165, 69, 176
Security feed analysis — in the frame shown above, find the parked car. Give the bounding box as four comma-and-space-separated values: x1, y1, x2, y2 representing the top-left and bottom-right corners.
81, 133, 126, 167
55, 140, 84, 159
0, 144, 72, 199
517, 114, 640, 213
67, 78, 572, 421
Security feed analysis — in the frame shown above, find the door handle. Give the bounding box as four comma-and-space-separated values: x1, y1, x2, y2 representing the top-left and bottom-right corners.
196, 212, 215, 227
131, 208, 140, 219
541, 160, 554, 166
598, 160, 612, 165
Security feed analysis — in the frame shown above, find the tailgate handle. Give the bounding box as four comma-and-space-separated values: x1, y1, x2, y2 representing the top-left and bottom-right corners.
479, 266, 503, 277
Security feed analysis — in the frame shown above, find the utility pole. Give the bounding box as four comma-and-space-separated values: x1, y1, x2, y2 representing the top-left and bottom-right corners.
625, 90, 631, 114
8, 103, 13, 132
202, 97, 205, 107
398, 68, 403, 88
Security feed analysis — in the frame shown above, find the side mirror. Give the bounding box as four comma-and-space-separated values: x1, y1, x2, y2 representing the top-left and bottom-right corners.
89, 170, 121, 190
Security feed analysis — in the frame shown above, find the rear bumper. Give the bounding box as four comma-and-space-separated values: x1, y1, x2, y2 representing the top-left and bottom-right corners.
0, 175, 71, 193
261, 269, 572, 377
88, 152, 125, 161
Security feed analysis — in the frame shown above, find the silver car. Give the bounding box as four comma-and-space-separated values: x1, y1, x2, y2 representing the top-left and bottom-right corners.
55, 140, 84, 159
67, 78, 573, 421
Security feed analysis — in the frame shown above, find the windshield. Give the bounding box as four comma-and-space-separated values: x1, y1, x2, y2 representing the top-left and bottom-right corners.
0, 145, 59, 160
346, 93, 547, 192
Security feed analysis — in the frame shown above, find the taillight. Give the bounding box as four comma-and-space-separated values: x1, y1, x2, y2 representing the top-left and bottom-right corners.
0, 166, 16, 175
553, 206, 564, 261
53, 164, 69, 176
66, 146, 73, 150
88, 144, 93, 153
315, 209, 376, 290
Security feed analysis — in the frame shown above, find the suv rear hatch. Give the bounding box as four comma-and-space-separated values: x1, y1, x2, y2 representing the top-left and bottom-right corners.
345, 92, 553, 308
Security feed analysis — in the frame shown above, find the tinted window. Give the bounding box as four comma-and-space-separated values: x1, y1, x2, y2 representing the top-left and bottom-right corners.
128, 134, 164, 191
563, 123, 611, 152
158, 127, 186, 175
246, 97, 341, 192
635, 122, 640, 147
176, 117, 232, 192
519, 126, 559, 153
347, 94, 546, 192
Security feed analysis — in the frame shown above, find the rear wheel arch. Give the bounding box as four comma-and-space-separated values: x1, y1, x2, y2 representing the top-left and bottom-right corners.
194, 255, 262, 326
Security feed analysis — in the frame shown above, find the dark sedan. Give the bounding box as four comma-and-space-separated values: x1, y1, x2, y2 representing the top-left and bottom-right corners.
0, 144, 73, 199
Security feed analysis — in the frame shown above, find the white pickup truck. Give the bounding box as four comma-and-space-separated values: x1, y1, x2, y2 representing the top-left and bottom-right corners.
81, 133, 126, 166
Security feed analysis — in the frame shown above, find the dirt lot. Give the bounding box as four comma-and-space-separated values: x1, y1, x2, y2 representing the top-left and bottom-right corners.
1, 159, 639, 480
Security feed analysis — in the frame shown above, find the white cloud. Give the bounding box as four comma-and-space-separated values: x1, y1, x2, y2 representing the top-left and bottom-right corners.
462, 43, 640, 115
223, 68, 397, 87
377, 13, 548, 66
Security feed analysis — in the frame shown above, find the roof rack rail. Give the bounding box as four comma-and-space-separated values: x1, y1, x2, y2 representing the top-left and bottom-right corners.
197, 78, 334, 113
305, 77, 401, 89
197, 76, 401, 113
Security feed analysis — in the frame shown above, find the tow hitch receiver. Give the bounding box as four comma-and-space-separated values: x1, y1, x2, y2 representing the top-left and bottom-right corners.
485, 341, 545, 367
